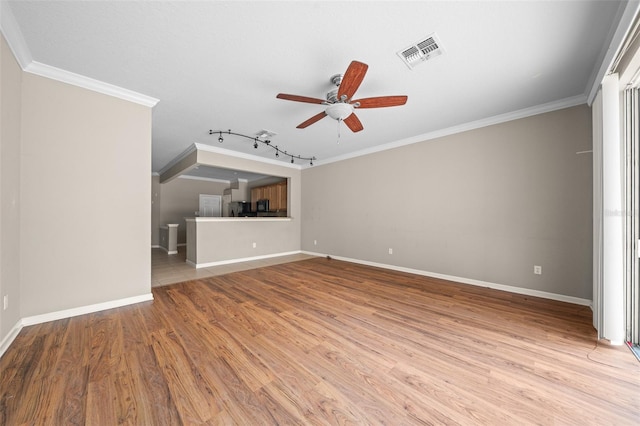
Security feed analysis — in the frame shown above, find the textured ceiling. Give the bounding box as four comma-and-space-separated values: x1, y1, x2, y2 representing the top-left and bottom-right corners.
5, 1, 628, 172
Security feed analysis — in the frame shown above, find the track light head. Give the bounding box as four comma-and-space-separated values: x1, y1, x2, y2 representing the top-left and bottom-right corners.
218, 131, 223, 143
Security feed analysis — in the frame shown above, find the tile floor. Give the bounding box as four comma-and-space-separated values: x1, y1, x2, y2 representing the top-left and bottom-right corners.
151, 246, 317, 287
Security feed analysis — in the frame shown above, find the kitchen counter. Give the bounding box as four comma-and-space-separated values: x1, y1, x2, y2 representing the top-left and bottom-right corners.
186, 217, 291, 222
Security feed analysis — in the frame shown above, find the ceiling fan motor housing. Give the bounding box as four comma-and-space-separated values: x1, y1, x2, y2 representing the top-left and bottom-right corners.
326, 89, 339, 103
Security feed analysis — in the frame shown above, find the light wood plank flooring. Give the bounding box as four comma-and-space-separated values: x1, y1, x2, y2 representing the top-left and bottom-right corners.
2, 258, 639, 424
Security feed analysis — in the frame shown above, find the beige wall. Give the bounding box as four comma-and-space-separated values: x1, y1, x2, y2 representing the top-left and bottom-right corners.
19, 72, 152, 317
302, 105, 593, 300
159, 177, 228, 244
0, 34, 22, 342
187, 218, 297, 265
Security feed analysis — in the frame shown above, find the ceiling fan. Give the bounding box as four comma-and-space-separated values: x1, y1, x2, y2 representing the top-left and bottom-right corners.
276, 60, 407, 133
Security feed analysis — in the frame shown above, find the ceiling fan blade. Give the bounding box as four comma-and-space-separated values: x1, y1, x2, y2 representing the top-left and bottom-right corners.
297, 111, 327, 129
337, 61, 368, 101
277, 93, 326, 104
343, 113, 364, 133
352, 95, 408, 108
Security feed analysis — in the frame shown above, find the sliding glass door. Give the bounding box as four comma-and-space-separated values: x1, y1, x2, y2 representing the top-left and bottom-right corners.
624, 87, 640, 354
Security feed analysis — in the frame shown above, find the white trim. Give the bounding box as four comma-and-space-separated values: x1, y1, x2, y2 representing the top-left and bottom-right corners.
194, 143, 303, 170
308, 95, 587, 168
189, 250, 301, 269
158, 144, 198, 176
156, 95, 588, 174
0, 2, 159, 108
178, 175, 231, 184
24, 61, 159, 107
587, 1, 640, 105
598, 74, 625, 344
302, 251, 592, 307
156, 245, 178, 255
0, 320, 23, 359
21, 293, 154, 327
0, 293, 154, 358
0, 0, 32, 68
153, 244, 184, 252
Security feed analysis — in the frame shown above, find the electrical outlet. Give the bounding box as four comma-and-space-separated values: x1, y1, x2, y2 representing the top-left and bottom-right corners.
314, 240, 317, 245
3, 295, 8, 310
252, 242, 257, 248
534, 265, 542, 275
388, 248, 393, 255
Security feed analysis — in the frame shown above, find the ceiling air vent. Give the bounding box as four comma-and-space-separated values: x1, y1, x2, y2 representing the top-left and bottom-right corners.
397, 33, 444, 69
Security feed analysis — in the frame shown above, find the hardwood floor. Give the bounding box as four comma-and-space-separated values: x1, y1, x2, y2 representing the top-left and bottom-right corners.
1, 258, 639, 425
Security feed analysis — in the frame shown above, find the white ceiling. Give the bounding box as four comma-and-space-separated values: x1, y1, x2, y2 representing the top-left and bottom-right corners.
4, 1, 630, 173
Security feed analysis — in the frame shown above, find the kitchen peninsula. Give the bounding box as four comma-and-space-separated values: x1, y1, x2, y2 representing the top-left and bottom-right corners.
185, 216, 295, 268
186, 178, 294, 267
157, 143, 302, 269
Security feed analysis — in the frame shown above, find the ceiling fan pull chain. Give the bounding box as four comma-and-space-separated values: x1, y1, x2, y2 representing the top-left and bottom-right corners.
337, 118, 341, 144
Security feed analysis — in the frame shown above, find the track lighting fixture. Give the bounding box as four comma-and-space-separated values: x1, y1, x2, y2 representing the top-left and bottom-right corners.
208, 129, 316, 166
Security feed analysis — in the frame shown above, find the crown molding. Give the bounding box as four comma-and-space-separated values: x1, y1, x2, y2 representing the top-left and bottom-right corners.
309, 94, 587, 168
24, 61, 159, 107
586, 0, 640, 105
0, 0, 32, 68
1, 1, 158, 108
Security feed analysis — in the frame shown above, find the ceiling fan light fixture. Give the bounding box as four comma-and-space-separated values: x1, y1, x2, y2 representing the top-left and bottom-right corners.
326, 103, 354, 121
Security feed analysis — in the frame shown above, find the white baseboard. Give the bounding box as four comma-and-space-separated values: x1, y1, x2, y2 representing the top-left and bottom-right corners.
21, 293, 154, 327
189, 250, 302, 269
0, 319, 23, 359
151, 244, 161, 249
302, 251, 592, 306
0, 293, 154, 359
156, 245, 178, 255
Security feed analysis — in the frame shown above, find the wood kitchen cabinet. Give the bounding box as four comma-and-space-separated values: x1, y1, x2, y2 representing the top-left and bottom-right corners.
251, 180, 287, 213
